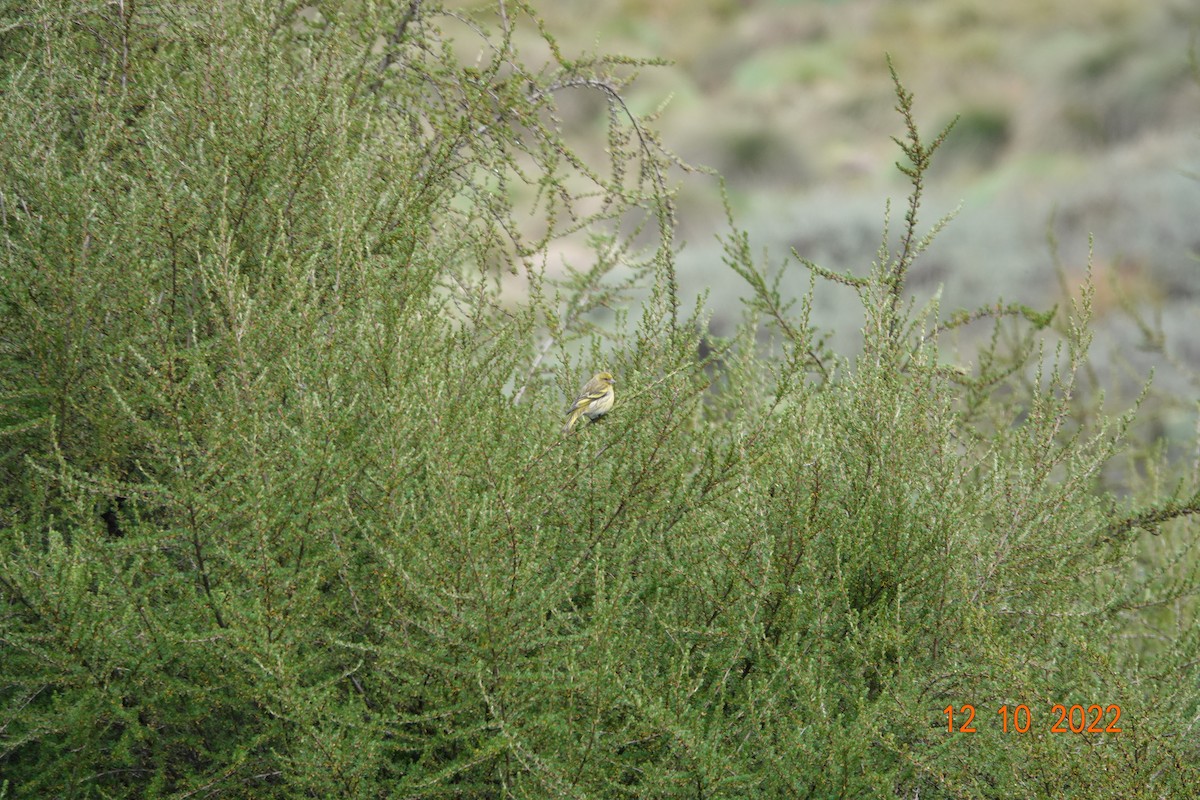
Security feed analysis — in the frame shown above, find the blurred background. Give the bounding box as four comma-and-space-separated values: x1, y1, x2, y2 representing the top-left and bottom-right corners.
451, 0, 1200, 432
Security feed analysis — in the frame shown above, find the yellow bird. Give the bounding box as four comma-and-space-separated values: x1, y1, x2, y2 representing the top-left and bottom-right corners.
562, 371, 616, 433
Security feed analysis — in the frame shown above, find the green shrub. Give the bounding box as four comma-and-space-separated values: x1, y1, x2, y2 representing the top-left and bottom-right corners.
0, 3, 1197, 798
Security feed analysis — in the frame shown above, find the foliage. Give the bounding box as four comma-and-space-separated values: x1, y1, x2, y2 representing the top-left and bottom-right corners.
0, 2, 1197, 798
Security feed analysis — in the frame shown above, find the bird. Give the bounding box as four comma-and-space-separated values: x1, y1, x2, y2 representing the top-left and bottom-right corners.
562, 371, 616, 433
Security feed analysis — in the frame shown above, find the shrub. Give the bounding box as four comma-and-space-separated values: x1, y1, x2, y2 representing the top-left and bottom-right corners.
0, 3, 1197, 798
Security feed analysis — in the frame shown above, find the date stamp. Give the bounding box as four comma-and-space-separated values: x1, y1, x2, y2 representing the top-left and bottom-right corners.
944, 704, 1122, 734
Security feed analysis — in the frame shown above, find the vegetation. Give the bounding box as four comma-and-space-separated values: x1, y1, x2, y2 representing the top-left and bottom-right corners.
1, 2, 1197, 797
